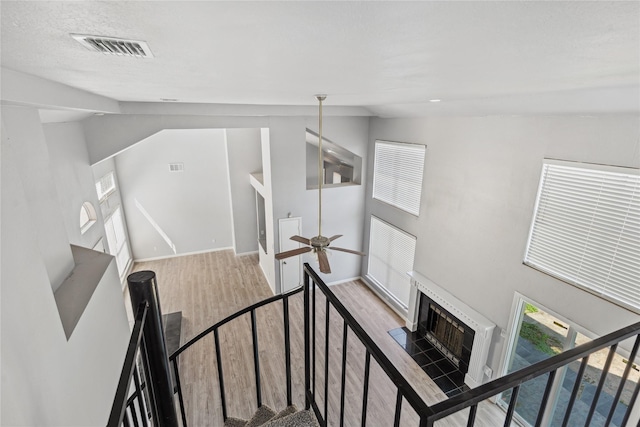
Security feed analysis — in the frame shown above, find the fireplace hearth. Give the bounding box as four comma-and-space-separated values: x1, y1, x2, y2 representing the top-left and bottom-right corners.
406, 271, 496, 388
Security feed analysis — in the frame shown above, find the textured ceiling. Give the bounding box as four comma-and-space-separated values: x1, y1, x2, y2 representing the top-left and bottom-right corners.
1, 1, 639, 115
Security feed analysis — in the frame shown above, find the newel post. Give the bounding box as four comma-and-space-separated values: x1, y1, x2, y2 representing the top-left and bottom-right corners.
128, 271, 179, 427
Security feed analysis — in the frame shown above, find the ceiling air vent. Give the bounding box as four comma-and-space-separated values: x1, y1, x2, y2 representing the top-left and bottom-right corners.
169, 163, 184, 172
71, 34, 153, 58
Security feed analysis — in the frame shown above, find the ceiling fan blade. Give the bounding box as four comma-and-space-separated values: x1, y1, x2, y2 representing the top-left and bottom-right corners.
330, 247, 366, 256
328, 234, 343, 242
317, 250, 331, 274
275, 246, 312, 260
290, 235, 311, 245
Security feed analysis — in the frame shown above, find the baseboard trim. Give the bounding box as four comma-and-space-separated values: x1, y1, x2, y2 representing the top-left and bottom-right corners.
235, 250, 259, 257
134, 247, 234, 263
361, 276, 410, 322
326, 276, 363, 287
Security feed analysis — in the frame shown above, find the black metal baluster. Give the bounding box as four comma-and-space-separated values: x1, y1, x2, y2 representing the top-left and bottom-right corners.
131, 366, 142, 427
304, 271, 311, 410
283, 296, 293, 407
214, 328, 227, 421
606, 336, 640, 426
129, 401, 139, 427
466, 404, 477, 427
134, 365, 149, 427
361, 351, 371, 427
504, 385, 519, 427
123, 412, 130, 427
585, 344, 617, 426
251, 309, 262, 408
393, 389, 403, 427
561, 356, 589, 427
172, 358, 187, 427
339, 321, 348, 427
312, 279, 317, 400
534, 370, 557, 427
140, 338, 158, 424
324, 298, 331, 425
621, 368, 640, 426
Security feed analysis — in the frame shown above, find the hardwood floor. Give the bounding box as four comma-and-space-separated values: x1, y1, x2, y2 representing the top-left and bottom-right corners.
127, 250, 511, 426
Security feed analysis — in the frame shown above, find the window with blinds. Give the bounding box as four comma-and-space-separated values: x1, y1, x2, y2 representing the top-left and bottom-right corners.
372, 140, 426, 216
367, 216, 417, 309
524, 160, 640, 310
96, 172, 116, 202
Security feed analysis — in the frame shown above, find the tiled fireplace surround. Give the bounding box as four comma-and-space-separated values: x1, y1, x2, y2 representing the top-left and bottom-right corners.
402, 271, 496, 390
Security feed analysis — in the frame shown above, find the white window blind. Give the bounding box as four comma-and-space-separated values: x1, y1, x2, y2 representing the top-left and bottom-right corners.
372, 141, 426, 216
524, 160, 640, 310
367, 216, 417, 308
96, 172, 116, 201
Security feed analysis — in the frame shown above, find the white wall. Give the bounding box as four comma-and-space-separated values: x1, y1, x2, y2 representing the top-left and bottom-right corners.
44, 122, 106, 250
1, 106, 130, 426
83, 114, 370, 284
365, 114, 640, 373
2, 106, 75, 290
225, 128, 262, 254
267, 116, 369, 287
115, 129, 234, 260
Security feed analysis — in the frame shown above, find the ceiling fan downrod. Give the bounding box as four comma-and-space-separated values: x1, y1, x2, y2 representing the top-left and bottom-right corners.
316, 94, 326, 239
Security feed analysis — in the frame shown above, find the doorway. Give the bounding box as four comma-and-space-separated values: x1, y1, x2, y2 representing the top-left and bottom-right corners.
278, 217, 302, 293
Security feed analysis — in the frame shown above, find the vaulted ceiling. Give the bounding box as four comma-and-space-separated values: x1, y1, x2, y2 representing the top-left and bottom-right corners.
1, 1, 638, 116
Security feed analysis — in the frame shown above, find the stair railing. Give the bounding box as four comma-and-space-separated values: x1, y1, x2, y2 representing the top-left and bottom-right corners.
168, 284, 304, 426
108, 271, 179, 427
421, 320, 640, 426
109, 266, 640, 427
107, 302, 149, 427
303, 263, 431, 427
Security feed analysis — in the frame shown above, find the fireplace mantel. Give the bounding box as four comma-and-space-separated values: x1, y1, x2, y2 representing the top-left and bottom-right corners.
407, 271, 496, 388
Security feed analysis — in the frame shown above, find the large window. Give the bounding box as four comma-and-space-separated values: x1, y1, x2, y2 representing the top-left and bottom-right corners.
104, 206, 131, 278
96, 171, 116, 202
524, 160, 640, 310
367, 216, 417, 309
372, 140, 426, 216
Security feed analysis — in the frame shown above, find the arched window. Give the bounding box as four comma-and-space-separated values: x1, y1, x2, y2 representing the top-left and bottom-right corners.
80, 201, 97, 234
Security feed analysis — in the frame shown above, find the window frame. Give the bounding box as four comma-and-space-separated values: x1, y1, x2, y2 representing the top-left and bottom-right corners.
96, 171, 116, 202
366, 215, 417, 311
372, 140, 426, 216
524, 159, 640, 312
79, 201, 97, 234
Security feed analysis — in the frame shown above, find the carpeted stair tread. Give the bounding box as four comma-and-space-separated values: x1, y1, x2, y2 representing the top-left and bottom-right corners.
245, 405, 278, 427
223, 417, 247, 427
269, 405, 297, 422
262, 410, 319, 427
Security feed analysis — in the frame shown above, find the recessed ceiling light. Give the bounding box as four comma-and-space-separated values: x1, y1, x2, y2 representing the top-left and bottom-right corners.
429, 99, 442, 103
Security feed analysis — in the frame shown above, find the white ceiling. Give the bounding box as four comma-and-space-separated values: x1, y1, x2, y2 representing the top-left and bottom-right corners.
1, 1, 639, 116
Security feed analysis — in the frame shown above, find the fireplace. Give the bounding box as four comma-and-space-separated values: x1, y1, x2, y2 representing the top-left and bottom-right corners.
418, 295, 474, 375
407, 271, 496, 388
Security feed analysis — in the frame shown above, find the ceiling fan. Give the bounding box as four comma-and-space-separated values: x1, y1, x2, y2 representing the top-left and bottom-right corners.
274, 95, 365, 274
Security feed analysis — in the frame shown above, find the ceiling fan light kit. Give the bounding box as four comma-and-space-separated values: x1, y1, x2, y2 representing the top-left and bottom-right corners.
274, 95, 365, 274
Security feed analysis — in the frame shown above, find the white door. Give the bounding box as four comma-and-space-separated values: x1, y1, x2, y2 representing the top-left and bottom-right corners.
279, 217, 302, 293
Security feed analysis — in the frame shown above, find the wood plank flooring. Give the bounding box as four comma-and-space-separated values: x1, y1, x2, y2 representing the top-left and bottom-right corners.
127, 250, 511, 426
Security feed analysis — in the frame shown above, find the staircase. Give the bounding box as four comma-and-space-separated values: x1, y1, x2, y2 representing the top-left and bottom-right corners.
224, 406, 318, 427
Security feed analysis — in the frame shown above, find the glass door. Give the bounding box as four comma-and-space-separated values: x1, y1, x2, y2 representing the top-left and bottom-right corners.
499, 298, 576, 426
549, 331, 639, 426
500, 297, 638, 426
